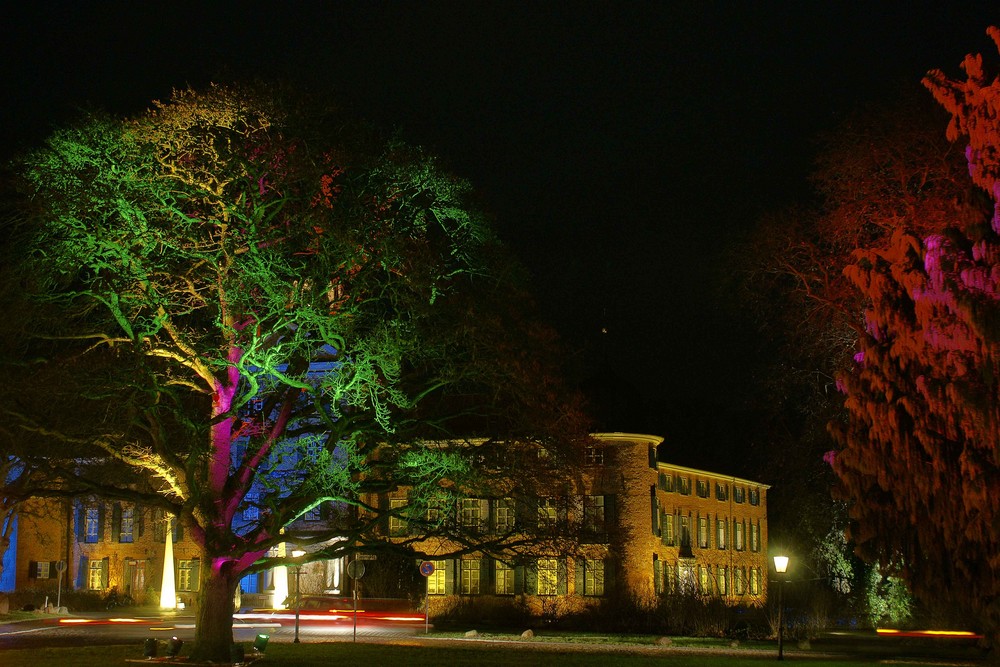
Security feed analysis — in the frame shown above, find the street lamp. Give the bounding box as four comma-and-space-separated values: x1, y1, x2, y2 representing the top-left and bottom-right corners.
773, 555, 789, 661
291, 550, 306, 644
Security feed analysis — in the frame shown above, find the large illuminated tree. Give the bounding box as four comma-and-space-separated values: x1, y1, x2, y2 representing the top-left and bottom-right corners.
831, 29, 1000, 642
10, 85, 583, 660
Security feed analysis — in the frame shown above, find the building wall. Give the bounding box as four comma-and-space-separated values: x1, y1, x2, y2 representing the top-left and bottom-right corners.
9, 433, 771, 618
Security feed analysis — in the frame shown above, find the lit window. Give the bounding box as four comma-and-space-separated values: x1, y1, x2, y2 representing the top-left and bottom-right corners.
663, 513, 674, 546
389, 498, 408, 536
494, 498, 515, 533
680, 516, 691, 548
734, 521, 745, 551
678, 476, 691, 495
89, 560, 104, 590
36, 561, 50, 579
537, 558, 558, 595
750, 567, 760, 595
749, 488, 760, 506
718, 566, 728, 595
460, 498, 485, 533
427, 560, 447, 595
734, 486, 745, 503
120, 507, 134, 543
178, 560, 198, 592
698, 517, 709, 548
460, 559, 480, 595
583, 559, 605, 596
495, 560, 514, 595
716, 483, 728, 501
85, 507, 100, 543
699, 565, 710, 593
696, 480, 709, 498
716, 518, 727, 549
750, 522, 760, 552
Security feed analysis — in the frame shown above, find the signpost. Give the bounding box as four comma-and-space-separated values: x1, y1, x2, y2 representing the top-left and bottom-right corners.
346, 558, 366, 643
419, 561, 435, 634
55, 560, 66, 610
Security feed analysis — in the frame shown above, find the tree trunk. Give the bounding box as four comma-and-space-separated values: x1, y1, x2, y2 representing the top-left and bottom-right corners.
190, 561, 238, 662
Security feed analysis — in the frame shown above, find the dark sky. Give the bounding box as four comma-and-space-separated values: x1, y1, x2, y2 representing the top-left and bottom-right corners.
4, 2, 1000, 471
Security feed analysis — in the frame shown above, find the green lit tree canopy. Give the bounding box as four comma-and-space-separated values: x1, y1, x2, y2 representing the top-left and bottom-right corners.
8, 84, 586, 660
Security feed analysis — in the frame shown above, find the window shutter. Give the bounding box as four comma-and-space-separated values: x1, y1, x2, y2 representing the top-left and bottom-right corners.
513, 564, 525, 595
605, 494, 616, 527
525, 561, 538, 595
112, 503, 122, 542
557, 560, 567, 595
648, 445, 657, 469
653, 558, 662, 595
28, 560, 37, 579
191, 559, 201, 591
479, 558, 490, 593
135, 505, 144, 537
76, 557, 88, 589
49, 561, 59, 579
173, 517, 183, 542
100, 557, 110, 590
75, 504, 84, 542
97, 504, 106, 542
444, 559, 455, 595
650, 487, 658, 536
604, 557, 616, 594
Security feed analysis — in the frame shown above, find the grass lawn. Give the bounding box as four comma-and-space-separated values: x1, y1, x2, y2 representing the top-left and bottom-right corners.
0, 640, 974, 667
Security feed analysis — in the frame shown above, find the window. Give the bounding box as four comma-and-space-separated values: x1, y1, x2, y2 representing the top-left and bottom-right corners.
698, 517, 709, 548
537, 558, 558, 596
718, 566, 728, 595
750, 522, 760, 552
663, 513, 674, 546
389, 498, 408, 536
679, 516, 691, 548
716, 518, 727, 549
585, 442, 604, 465
734, 567, 747, 595
734, 521, 745, 551
582, 559, 605, 596
495, 560, 514, 595
460, 498, 486, 533
36, 561, 51, 579
658, 472, 673, 492
662, 562, 676, 594
85, 507, 100, 543
750, 567, 761, 595
494, 498, 515, 533
583, 495, 605, 534
749, 488, 760, 506
537, 498, 558, 529
677, 476, 691, 495
460, 559, 481, 595
178, 560, 199, 592
427, 560, 447, 595
733, 486, 746, 504
120, 506, 134, 543
89, 560, 105, 590
716, 482, 728, 501
696, 480, 709, 498
699, 565, 710, 593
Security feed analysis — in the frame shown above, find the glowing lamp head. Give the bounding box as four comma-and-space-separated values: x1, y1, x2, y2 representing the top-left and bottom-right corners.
292, 549, 306, 558
773, 555, 789, 574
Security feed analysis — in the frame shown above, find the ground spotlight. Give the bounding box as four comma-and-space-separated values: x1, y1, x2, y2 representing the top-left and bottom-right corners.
253, 633, 269, 653
166, 636, 184, 657
143, 637, 157, 658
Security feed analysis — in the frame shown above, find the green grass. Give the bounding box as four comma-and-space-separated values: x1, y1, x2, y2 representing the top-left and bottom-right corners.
0, 641, 973, 667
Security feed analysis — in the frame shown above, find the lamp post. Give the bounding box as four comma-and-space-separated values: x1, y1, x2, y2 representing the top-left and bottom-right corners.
291, 549, 306, 644
773, 555, 789, 661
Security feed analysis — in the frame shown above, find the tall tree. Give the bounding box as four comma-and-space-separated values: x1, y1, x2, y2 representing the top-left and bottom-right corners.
8, 84, 585, 660
831, 28, 1000, 643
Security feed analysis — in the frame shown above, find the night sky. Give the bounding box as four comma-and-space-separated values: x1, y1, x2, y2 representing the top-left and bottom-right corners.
4, 2, 1000, 474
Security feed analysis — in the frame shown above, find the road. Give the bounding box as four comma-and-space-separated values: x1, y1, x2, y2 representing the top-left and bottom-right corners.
0, 609, 426, 650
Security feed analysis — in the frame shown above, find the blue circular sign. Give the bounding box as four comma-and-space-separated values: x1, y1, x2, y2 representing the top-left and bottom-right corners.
419, 561, 435, 577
